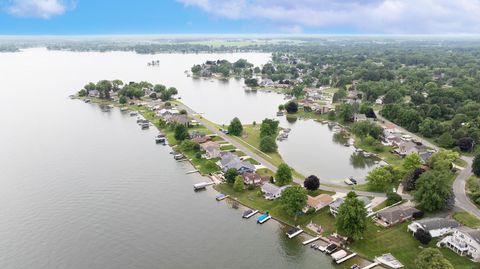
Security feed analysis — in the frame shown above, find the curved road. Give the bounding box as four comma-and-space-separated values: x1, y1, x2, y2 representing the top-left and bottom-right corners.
180, 103, 405, 198
376, 113, 480, 218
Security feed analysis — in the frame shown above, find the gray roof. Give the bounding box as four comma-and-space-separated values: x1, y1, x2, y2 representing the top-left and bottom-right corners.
457, 226, 480, 244
219, 152, 255, 172
330, 196, 371, 210
261, 182, 288, 195
416, 218, 460, 232
377, 205, 420, 224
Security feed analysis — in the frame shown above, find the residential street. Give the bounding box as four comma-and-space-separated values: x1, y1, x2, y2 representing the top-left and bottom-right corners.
376, 113, 480, 217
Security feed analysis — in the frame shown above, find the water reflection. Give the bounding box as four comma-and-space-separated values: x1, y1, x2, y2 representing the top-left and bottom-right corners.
349, 152, 377, 169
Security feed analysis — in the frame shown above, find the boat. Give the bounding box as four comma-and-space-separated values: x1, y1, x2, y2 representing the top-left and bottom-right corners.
120, 107, 129, 112
174, 154, 184, 160
141, 123, 149, 129
349, 176, 358, 185
344, 178, 354, 185
331, 250, 348, 261
276, 111, 284, 116
242, 209, 259, 219
257, 212, 271, 224
129, 111, 138, 116
193, 182, 214, 190
155, 137, 166, 144
351, 265, 360, 269
325, 243, 338, 254
215, 194, 229, 201
84, 99, 91, 103
286, 226, 303, 239
363, 152, 373, 158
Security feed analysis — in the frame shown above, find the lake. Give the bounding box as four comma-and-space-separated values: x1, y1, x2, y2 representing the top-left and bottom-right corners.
0, 48, 374, 269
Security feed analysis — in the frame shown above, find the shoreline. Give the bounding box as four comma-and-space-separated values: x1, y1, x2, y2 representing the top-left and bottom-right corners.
78, 96, 383, 269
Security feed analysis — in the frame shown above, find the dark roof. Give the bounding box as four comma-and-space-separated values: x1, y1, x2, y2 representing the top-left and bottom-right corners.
378, 205, 420, 224
416, 218, 460, 232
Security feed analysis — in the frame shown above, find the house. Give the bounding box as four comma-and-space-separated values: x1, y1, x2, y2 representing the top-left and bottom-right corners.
408, 218, 460, 238
165, 114, 190, 126
438, 227, 480, 261
329, 196, 372, 216
353, 113, 368, 122
384, 135, 403, 147
376, 205, 420, 227
200, 141, 221, 159
261, 182, 289, 200
189, 131, 206, 139
259, 79, 274, 87
217, 152, 255, 173
375, 96, 384, 105
419, 151, 434, 164
394, 141, 419, 156
305, 194, 334, 212
192, 136, 210, 144
242, 172, 268, 185
88, 89, 100, 97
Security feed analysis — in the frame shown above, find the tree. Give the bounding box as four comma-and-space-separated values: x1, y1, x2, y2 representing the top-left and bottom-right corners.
414, 248, 453, 269
278, 104, 285, 111
174, 124, 189, 141
386, 191, 402, 206
414, 229, 432, 244
279, 186, 307, 222
286, 101, 298, 113
259, 136, 277, 153
335, 192, 368, 240
437, 132, 455, 148
233, 175, 245, 192
402, 153, 423, 172
366, 166, 394, 192
473, 154, 480, 177
457, 137, 474, 152
244, 78, 258, 87
304, 175, 320, 191
260, 118, 279, 138
403, 167, 426, 191
275, 163, 293, 185
224, 168, 239, 184
414, 170, 452, 212
383, 89, 402, 104
336, 103, 354, 122
427, 150, 459, 171
291, 85, 304, 99
228, 117, 243, 136
96, 80, 113, 99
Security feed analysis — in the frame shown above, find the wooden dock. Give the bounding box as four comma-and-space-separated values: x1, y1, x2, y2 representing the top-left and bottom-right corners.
302, 236, 321, 245
186, 170, 199, 174
361, 262, 380, 269
336, 253, 357, 264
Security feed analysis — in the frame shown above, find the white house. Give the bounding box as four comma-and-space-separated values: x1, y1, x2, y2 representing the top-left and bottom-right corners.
329, 196, 372, 217
408, 218, 460, 238
438, 227, 480, 261
261, 182, 289, 200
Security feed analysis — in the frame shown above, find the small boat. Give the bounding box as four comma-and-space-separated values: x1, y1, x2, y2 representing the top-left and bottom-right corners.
141, 123, 149, 129
310, 243, 318, 249
157, 132, 166, 138
349, 176, 358, 185
193, 182, 213, 190
344, 178, 354, 185
257, 212, 271, 224
344, 143, 350, 147
331, 250, 348, 261
276, 111, 284, 116
174, 154, 184, 160
155, 137, 166, 144
325, 243, 338, 254
351, 264, 360, 269
107, 104, 114, 109
84, 99, 91, 103
120, 107, 129, 112
129, 111, 138, 116
286, 226, 303, 239
215, 194, 229, 201
242, 209, 259, 219
363, 152, 373, 158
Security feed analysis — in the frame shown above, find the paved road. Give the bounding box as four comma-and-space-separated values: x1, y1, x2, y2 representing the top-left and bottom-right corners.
376, 113, 480, 217
179, 103, 403, 198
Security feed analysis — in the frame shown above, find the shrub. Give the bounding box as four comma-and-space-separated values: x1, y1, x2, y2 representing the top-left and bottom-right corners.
414, 229, 432, 245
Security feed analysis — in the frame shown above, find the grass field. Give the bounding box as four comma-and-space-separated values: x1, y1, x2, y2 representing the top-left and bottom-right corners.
453, 211, 480, 228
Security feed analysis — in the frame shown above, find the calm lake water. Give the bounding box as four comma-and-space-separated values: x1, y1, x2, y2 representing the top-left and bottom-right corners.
0, 48, 373, 269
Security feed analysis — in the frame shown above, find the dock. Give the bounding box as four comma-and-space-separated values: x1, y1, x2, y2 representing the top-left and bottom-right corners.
257, 213, 271, 224
361, 262, 379, 269
186, 170, 199, 174
302, 236, 321, 245
286, 227, 303, 239
193, 182, 214, 190
336, 253, 357, 264
242, 209, 259, 219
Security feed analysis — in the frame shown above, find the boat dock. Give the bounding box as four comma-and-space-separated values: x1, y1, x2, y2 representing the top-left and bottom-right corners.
257, 213, 271, 224
186, 170, 199, 174
193, 182, 214, 190
286, 227, 303, 239
361, 262, 380, 269
242, 209, 258, 219
336, 252, 357, 264
302, 236, 321, 245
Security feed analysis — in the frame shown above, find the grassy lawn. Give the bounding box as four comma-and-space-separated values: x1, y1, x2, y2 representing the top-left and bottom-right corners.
372, 200, 389, 212
351, 222, 477, 269
453, 211, 480, 228
307, 189, 335, 196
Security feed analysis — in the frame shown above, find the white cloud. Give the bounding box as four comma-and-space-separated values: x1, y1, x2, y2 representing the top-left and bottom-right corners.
2, 0, 74, 19
177, 0, 480, 34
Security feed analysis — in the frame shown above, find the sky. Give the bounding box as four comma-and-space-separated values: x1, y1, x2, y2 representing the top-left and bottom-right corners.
1, 0, 480, 35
